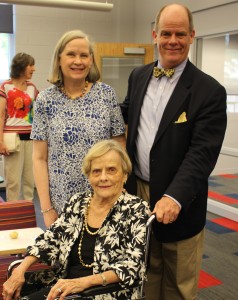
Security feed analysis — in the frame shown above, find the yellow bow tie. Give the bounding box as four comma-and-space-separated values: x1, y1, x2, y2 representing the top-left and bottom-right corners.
153, 67, 175, 79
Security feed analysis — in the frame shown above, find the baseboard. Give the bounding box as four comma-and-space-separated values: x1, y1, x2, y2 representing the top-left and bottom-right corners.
207, 198, 238, 222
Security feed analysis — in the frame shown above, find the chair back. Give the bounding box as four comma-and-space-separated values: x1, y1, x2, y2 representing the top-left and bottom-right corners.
0, 200, 37, 230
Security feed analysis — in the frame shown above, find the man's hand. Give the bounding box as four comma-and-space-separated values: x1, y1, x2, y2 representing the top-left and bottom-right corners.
152, 196, 181, 224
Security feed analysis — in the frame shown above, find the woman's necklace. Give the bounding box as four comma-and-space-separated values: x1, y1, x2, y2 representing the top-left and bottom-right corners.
78, 223, 95, 268
84, 198, 101, 235
78, 198, 100, 268
61, 80, 88, 100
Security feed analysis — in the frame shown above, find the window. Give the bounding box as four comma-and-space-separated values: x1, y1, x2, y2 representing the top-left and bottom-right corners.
0, 4, 14, 82
0, 33, 15, 82
195, 32, 238, 156
196, 32, 238, 112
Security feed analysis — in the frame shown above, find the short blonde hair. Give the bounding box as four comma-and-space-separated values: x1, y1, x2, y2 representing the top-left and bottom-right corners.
82, 140, 132, 177
48, 29, 100, 85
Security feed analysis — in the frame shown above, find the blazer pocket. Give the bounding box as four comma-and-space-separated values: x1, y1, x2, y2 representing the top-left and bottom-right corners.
174, 112, 187, 123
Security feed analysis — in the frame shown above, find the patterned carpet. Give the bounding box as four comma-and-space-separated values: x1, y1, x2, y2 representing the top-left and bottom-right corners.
197, 174, 238, 299
208, 173, 238, 209
198, 211, 238, 299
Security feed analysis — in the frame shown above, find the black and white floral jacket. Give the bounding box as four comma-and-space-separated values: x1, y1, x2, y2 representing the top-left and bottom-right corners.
26, 191, 150, 299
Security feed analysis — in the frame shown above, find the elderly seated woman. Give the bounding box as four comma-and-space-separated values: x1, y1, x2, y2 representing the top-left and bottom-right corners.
3, 139, 150, 300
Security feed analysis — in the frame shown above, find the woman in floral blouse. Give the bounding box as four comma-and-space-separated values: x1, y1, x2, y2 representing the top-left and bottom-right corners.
31, 30, 126, 228
0, 52, 38, 201
3, 140, 150, 300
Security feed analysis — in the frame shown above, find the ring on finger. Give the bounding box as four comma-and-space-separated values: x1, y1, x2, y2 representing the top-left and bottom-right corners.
57, 288, 62, 293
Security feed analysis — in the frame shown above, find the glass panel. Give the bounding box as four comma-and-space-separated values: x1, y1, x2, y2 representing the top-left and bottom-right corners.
0, 33, 15, 83
197, 32, 238, 97
196, 32, 238, 177
101, 57, 144, 103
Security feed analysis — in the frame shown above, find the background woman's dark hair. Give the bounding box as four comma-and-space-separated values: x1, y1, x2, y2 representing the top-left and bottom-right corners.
10, 52, 35, 79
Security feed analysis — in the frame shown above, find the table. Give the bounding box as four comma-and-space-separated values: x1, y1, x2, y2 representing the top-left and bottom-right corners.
0, 227, 44, 255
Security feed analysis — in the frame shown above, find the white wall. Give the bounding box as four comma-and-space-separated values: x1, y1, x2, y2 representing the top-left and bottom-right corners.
134, 0, 238, 43
14, 0, 135, 91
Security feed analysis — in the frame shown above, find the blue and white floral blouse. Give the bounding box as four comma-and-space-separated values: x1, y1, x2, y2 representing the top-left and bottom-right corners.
31, 82, 125, 213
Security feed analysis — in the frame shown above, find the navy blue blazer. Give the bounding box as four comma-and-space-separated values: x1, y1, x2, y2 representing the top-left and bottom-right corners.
121, 60, 227, 242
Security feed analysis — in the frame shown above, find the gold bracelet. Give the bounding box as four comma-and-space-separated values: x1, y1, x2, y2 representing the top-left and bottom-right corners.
99, 273, 107, 286
41, 206, 54, 214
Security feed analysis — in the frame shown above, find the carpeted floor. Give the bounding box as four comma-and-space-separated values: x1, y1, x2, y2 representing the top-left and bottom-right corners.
198, 211, 238, 299
197, 173, 238, 299
208, 173, 238, 209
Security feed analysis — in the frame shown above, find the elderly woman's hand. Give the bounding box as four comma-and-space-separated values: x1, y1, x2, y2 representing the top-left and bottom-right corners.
46, 278, 91, 300
2, 267, 25, 300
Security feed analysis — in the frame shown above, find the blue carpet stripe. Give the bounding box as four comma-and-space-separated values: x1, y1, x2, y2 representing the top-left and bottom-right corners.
205, 220, 235, 234
225, 193, 238, 200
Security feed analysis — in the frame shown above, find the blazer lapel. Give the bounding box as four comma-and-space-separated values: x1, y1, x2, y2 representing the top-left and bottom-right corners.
153, 61, 194, 145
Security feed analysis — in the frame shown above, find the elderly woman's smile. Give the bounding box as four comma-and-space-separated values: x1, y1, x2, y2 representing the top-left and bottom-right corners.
88, 150, 127, 203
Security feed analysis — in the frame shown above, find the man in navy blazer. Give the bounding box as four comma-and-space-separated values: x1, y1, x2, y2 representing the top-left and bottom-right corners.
121, 3, 227, 300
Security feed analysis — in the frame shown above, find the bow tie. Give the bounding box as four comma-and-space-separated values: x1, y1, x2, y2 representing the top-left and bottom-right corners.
153, 67, 175, 79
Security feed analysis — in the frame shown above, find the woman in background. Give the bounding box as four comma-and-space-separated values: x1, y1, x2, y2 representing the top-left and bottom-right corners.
31, 30, 126, 227
0, 52, 38, 201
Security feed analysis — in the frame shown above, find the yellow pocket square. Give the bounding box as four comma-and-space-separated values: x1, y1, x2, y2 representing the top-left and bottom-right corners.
175, 112, 187, 123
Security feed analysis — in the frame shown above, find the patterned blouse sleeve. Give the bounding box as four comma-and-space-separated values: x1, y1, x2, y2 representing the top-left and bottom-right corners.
107, 85, 126, 137
26, 193, 84, 267
97, 195, 150, 288
25, 215, 67, 266
31, 91, 48, 140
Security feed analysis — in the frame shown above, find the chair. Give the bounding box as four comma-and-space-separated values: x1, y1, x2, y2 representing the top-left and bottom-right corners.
6, 214, 156, 300
0, 200, 43, 300
0, 200, 37, 230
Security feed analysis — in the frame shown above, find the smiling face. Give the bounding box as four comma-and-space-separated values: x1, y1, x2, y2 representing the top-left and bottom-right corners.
59, 38, 92, 84
88, 150, 127, 203
153, 5, 195, 69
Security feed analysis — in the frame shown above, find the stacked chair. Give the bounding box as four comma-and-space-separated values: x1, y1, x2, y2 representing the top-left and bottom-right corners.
0, 200, 48, 300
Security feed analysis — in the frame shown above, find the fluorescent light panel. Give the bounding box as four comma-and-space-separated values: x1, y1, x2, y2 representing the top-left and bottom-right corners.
1, 0, 113, 11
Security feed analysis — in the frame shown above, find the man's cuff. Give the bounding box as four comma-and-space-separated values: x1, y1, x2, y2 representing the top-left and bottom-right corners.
164, 194, 182, 209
